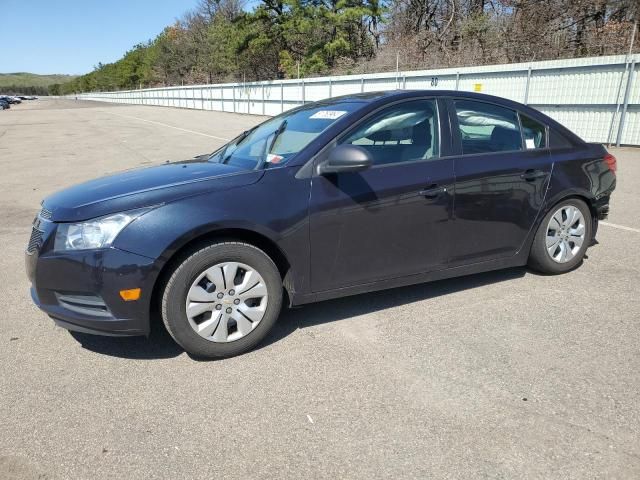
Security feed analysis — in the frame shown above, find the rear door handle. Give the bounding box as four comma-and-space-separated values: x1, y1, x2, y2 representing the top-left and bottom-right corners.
520, 169, 548, 181
419, 185, 446, 198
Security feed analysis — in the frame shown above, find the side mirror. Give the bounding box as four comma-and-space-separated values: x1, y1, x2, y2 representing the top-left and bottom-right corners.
318, 144, 373, 175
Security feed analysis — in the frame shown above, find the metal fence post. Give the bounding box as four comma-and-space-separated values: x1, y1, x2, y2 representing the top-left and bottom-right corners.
281, 81, 284, 113
608, 59, 631, 145
301, 79, 305, 105
329, 78, 332, 98
361, 77, 364, 93
455, 72, 460, 90
616, 59, 636, 146
262, 83, 266, 115
232, 85, 236, 113
524, 66, 532, 105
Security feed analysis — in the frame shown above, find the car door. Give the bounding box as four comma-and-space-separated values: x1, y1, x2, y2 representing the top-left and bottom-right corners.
308, 98, 454, 293
447, 98, 552, 266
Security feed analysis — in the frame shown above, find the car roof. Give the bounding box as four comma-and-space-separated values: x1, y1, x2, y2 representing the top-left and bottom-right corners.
320, 89, 528, 109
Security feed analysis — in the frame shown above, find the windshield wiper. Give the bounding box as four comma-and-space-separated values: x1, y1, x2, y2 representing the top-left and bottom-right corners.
268, 120, 288, 154
255, 120, 288, 170
211, 126, 258, 164
235, 128, 253, 144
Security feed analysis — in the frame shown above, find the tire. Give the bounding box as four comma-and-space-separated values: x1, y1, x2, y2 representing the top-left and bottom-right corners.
161, 241, 283, 358
528, 198, 592, 274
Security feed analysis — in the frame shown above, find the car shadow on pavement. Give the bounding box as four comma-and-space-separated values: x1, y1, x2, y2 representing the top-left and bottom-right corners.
69, 323, 183, 360
258, 267, 527, 351
69, 267, 527, 360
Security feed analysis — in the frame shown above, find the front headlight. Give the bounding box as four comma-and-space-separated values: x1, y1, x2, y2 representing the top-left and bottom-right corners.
54, 208, 152, 251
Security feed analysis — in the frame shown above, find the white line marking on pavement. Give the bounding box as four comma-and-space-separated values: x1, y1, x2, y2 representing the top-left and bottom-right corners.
103, 111, 231, 141
600, 221, 640, 233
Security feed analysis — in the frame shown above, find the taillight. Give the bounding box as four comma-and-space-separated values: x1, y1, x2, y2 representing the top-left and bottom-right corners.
604, 153, 617, 175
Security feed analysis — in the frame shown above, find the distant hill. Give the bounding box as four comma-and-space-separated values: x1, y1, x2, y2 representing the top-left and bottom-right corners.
0, 72, 78, 88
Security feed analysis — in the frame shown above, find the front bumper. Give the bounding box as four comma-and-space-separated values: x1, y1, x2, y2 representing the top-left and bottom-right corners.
27, 246, 159, 336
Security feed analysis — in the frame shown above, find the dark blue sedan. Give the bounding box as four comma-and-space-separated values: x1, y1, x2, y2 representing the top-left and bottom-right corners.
26, 90, 616, 357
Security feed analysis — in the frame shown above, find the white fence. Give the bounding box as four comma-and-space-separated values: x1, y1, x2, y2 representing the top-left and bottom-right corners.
74, 54, 640, 146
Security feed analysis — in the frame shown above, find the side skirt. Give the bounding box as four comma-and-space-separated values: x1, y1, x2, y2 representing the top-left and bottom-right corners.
291, 252, 529, 306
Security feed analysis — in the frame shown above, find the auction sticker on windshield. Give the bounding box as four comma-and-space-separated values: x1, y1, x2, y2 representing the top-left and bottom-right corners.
310, 110, 347, 120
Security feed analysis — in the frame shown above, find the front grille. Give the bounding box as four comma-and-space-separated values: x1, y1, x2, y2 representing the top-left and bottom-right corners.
40, 206, 52, 220
26, 227, 43, 254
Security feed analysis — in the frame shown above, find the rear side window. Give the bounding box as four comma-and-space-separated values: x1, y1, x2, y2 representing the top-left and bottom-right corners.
454, 100, 522, 154
520, 114, 546, 149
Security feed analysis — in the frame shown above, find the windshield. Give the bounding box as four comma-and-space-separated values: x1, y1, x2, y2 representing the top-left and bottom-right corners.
209, 102, 362, 170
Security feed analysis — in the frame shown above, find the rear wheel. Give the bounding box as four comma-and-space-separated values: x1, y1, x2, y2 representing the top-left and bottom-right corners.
161, 241, 283, 358
528, 198, 592, 274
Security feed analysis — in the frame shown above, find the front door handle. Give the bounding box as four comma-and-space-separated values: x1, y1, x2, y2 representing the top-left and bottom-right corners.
520, 169, 548, 181
419, 185, 446, 198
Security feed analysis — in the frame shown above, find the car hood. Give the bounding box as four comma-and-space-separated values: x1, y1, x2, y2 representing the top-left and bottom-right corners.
43, 159, 263, 222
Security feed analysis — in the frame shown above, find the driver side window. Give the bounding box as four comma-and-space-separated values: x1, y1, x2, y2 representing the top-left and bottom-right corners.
341, 100, 439, 166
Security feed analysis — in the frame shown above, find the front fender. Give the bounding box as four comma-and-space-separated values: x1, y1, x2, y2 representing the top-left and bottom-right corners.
113, 166, 312, 296
115, 193, 288, 261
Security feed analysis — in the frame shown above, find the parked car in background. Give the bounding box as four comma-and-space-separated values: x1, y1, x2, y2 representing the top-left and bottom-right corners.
0, 95, 21, 104
0, 98, 10, 110
26, 90, 617, 358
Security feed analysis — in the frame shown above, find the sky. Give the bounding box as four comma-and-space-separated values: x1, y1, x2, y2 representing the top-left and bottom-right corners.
0, 0, 200, 75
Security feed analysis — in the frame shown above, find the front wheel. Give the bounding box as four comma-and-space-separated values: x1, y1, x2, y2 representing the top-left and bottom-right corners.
528, 198, 592, 274
161, 241, 283, 358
